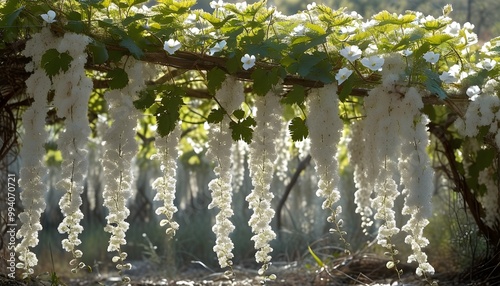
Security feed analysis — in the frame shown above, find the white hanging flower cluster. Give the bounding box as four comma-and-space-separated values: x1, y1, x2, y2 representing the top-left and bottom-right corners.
397, 88, 435, 277
206, 77, 244, 269
348, 120, 373, 234
477, 167, 500, 228
152, 124, 181, 237
455, 80, 500, 149
231, 140, 248, 191
246, 87, 282, 276
306, 84, 345, 239
101, 59, 146, 279
16, 27, 55, 277
354, 54, 435, 276
454, 79, 500, 229
51, 32, 92, 272
274, 120, 292, 183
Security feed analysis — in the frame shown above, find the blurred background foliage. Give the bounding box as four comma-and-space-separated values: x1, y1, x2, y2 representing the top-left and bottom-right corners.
191, 0, 500, 41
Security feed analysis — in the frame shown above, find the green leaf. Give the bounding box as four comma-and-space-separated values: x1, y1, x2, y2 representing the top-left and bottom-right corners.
207, 108, 225, 124
119, 37, 144, 59
122, 13, 146, 26
156, 91, 184, 137
297, 53, 324, 78
88, 41, 109, 64
107, 68, 129, 89
134, 89, 156, 110
461, 69, 489, 89
308, 246, 325, 268
289, 117, 308, 141
281, 85, 305, 106
0, 5, 23, 26
424, 69, 447, 100
338, 73, 355, 102
290, 34, 328, 57
41, 49, 73, 77
251, 68, 280, 96
207, 67, 227, 95
230, 117, 256, 143
65, 11, 85, 33
232, 109, 245, 120
426, 34, 454, 46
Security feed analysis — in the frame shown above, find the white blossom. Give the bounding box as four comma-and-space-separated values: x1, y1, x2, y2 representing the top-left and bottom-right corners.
477, 58, 496, 71
163, 39, 181, 55
361, 55, 384, 71
241, 54, 256, 70
206, 77, 244, 269
153, 124, 181, 237
439, 71, 457, 84
209, 40, 227, 55
444, 21, 460, 36
307, 2, 317, 11
247, 87, 282, 275
340, 46, 362, 62
335, 67, 353, 85
16, 27, 56, 277
41, 10, 56, 23
466, 85, 481, 98
307, 83, 344, 236
423, 51, 440, 64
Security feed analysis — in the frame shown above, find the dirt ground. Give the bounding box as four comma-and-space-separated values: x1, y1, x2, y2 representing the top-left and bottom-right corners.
1, 254, 476, 286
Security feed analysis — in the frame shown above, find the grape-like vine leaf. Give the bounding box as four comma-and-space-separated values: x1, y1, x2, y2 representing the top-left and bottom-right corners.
41, 49, 73, 77
207, 67, 227, 95
107, 68, 129, 90
156, 92, 184, 137
207, 108, 225, 124
134, 89, 156, 110
230, 117, 256, 143
289, 117, 308, 141
281, 85, 305, 106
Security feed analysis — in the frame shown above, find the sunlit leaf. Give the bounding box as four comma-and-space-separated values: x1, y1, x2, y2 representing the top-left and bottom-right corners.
230, 117, 256, 143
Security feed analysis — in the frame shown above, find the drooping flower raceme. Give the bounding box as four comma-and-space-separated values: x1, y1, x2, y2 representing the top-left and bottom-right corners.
398, 88, 435, 276
152, 124, 182, 238
16, 27, 55, 277
306, 84, 345, 244
354, 54, 435, 276
101, 59, 146, 279
348, 120, 373, 234
247, 87, 282, 276
206, 77, 244, 269
51, 32, 93, 272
